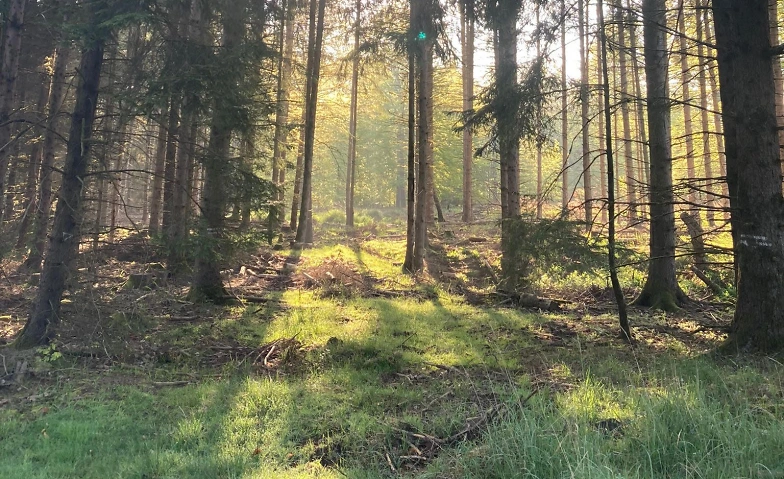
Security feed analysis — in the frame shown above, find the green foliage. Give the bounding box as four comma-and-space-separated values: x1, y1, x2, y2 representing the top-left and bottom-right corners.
501, 217, 614, 289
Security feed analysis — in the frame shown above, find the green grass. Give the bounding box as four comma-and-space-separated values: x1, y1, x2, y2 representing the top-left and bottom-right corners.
1, 229, 782, 478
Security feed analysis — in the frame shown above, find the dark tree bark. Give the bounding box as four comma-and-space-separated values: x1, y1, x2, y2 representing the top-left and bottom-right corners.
635, 0, 688, 311
0, 0, 27, 224
713, 0, 784, 352
190, 2, 245, 301
23, 43, 70, 272
161, 97, 180, 239
295, 0, 327, 245
15, 38, 104, 348
598, 0, 630, 340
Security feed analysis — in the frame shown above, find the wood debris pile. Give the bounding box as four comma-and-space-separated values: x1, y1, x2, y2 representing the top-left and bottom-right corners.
209, 337, 303, 370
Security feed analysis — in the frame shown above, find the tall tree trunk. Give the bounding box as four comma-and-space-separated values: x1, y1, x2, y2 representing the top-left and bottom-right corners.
561, 0, 569, 215
289, 108, 306, 230
579, 0, 592, 226
597, 31, 608, 224
617, 5, 638, 223
190, 3, 244, 301
295, 0, 327, 245
345, 0, 361, 227
627, 2, 650, 207
147, 111, 167, 235
161, 97, 179, 239
0, 0, 26, 224
24, 43, 70, 272
169, 0, 202, 272
713, 0, 784, 352
678, 2, 697, 206
412, 0, 435, 272
271, 0, 295, 231
536, 5, 544, 220
636, 0, 687, 311
403, 22, 416, 273
702, 7, 729, 217
461, 0, 474, 223
15, 38, 104, 348
696, 0, 716, 226
15, 79, 47, 249
598, 0, 630, 339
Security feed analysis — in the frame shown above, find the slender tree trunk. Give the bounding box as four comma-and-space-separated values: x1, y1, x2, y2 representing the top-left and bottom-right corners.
24, 44, 70, 272
161, 97, 179, 239
295, 0, 327, 245
636, 0, 687, 311
403, 24, 416, 272
15, 81, 46, 248
702, 8, 729, 216
696, 0, 716, 226
15, 38, 104, 348
536, 5, 544, 220
289, 108, 306, 230
627, 3, 650, 207
713, 0, 784, 352
579, 0, 592, 226
678, 2, 697, 206
345, 0, 361, 227
617, 6, 638, 223
0, 0, 26, 224
561, 0, 569, 215
147, 111, 167, 235
461, 0, 474, 223
598, 0, 630, 339
271, 0, 295, 232
597, 32, 608, 224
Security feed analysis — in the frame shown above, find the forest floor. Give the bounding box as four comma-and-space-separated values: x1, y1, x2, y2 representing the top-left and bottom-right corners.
1, 213, 783, 478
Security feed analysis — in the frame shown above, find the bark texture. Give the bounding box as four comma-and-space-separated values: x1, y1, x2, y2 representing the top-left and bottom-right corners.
714, 0, 784, 351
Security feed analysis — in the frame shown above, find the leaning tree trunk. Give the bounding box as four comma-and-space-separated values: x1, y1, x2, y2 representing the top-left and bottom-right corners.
598, 0, 630, 340
271, 0, 295, 231
15, 39, 105, 348
713, 0, 784, 352
0, 0, 26, 224
635, 0, 688, 311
